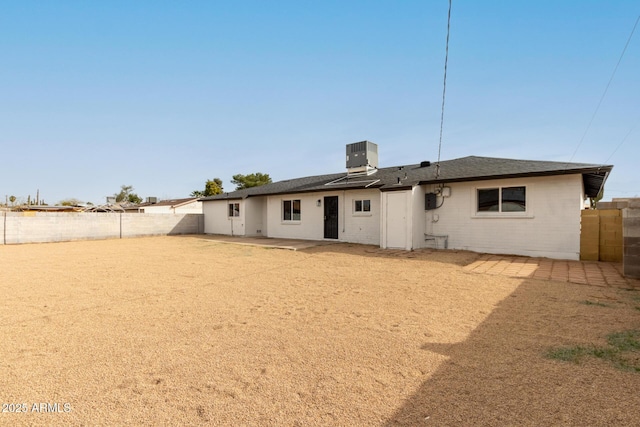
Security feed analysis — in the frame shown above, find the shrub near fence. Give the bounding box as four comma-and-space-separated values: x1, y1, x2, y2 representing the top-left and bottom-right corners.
1, 212, 204, 245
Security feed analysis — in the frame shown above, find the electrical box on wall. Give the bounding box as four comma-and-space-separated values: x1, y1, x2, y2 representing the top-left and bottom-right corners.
425, 193, 437, 210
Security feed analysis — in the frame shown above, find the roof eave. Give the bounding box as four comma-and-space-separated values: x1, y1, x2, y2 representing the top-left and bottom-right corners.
418, 166, 613, 186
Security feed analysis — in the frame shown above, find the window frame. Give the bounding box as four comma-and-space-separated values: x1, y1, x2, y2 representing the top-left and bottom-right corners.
475, 185, 528, 217
282, 199, 301, 222
228, 202, 240, 217
353, 199, 372, 216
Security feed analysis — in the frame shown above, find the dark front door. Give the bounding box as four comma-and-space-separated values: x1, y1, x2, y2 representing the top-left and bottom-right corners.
324, 196, 339, 239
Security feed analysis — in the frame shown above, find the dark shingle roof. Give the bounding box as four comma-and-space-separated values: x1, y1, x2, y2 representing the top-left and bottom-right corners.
201, 156, 612, 201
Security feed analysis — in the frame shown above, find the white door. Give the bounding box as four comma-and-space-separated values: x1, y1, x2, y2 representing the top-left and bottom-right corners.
230, 218, 244, 236
386, 192, 407, 249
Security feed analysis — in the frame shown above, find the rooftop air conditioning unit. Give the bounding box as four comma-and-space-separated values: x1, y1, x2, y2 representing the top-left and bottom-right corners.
147, 197, 158, 204
346, 141, 378, 175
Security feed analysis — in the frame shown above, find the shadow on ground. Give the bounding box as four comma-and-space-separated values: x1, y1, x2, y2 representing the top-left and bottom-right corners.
384, 277, 640, 426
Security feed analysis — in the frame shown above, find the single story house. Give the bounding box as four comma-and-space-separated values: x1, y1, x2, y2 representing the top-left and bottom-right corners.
124, 197, 203, 214
201, 142, 612, 260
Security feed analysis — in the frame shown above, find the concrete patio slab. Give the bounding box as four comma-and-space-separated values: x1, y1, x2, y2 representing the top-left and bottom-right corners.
463, 254, 640, 288
197, 236, 639, 288
197, 235, 338, 251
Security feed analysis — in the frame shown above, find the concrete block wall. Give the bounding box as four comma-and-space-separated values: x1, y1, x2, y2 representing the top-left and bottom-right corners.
623, 200, 640, 279
598, 198, 636, 210
0, 211, 5, 242
1, 212, 203, 245
3, 212, 120, 244
121, 213, 204, 237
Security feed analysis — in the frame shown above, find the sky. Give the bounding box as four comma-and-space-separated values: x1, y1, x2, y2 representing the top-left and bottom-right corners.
1, 1, 638, 205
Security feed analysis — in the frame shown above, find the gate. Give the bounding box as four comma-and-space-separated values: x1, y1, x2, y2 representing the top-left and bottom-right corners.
580, 209, 623, 262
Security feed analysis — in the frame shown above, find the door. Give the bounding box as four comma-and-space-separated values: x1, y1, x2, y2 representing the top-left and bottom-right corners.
386, 192, 407, 249
324, 196, 339, 239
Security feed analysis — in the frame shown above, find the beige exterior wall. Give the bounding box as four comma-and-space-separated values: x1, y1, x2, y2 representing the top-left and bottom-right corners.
203, 200, 239, 236
173, 201, 203, 214
341, 189, 381, 245
417, 174, 585, 259
380, 189, 413, 250
244, 197, 265, 236
202, 174, 587, 259
265, 189, 381, 244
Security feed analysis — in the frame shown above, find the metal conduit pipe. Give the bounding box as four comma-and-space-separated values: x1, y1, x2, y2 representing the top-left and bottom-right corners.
424, 233, 448, 249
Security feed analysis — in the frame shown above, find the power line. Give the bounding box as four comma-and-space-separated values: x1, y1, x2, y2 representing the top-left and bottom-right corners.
567, 14, 640, 164
604, 117, 639, 164
436, 0, 452, 179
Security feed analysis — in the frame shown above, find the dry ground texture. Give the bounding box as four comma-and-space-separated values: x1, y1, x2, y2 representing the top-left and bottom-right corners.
1, 236, 639, 426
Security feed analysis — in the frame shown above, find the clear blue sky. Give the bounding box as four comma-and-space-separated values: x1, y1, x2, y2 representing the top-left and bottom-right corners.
1, 1, 638, 205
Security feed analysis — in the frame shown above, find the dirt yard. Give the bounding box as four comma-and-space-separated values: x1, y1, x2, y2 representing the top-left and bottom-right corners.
1, 236, 639, 426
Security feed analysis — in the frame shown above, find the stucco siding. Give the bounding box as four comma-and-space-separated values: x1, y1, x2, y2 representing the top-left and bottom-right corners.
411, 186, 426, 250
265, 189, 380, 244
420, 174, 584, 259
244, 197, 265, 236
173, 201, 203, 214
266, 193, 327, 241
203, 200, 241, 236
341, 189, 381, 245
381, 190, 413, 250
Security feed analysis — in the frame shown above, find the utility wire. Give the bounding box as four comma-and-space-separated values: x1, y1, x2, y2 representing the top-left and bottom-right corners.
567, 14, 640, 165
436, 0, 452, 179
604, 118, 639, 164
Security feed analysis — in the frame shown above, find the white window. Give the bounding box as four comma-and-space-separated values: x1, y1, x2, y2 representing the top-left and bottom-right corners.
354, 199, 371, 213
228, 202, 240, 217
283, 199, 301, 221
477, 186, 526, 213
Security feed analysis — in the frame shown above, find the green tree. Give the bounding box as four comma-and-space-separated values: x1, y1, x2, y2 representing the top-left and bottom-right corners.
9, 195, 16, 206
589, 188, 604, 209
231, 172, 272, 190
191, 178, 223, 197
114, 185, 142, 204
59, 198, 83, 206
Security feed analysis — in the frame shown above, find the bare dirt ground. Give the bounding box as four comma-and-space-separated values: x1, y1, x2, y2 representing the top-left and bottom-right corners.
1, 236, 639, 426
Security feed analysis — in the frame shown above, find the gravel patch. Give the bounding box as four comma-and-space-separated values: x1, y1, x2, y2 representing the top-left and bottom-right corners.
1, 236, 638, 425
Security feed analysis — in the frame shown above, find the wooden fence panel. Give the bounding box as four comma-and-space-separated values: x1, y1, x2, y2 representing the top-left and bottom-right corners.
580, 209, 623, 262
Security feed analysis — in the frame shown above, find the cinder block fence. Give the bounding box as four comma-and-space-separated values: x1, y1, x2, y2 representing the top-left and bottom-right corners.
1, 212, 204, 245
623, 200, 640, 279
593, 198, 640, 279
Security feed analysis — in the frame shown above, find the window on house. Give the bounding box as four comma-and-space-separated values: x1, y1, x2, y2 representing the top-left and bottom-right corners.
283, 199, 301, 221
228, 202, 240, 217
354, 199, 371, 213
477, 187, 526, 213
